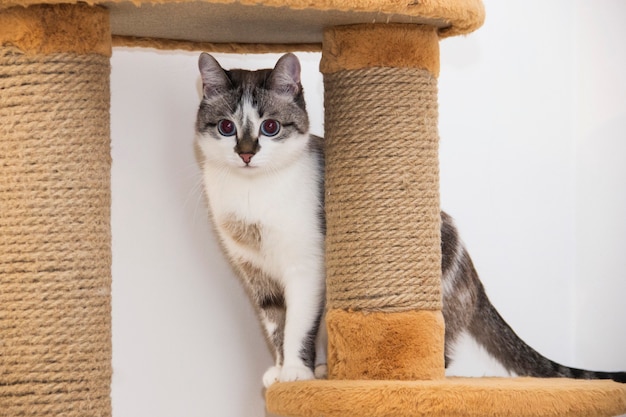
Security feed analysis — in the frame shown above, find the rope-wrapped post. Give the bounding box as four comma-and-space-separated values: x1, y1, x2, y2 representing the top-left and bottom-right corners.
320, 24, 445, 381
0, 4, 112, 415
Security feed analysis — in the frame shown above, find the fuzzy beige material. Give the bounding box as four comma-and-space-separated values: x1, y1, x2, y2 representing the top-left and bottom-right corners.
320, 24, 440, 76
327, 309, 445, 381
0, 0, 484, 52
267, 378, 626, 417
0, 4, 110, 55
0, 0, 485, 36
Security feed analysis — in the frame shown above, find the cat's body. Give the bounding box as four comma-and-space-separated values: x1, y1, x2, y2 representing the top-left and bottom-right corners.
196, 54, 326, 386
196, 53, 625, 387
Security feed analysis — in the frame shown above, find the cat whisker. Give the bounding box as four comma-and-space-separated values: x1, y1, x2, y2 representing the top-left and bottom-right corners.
184, 174, 208, 225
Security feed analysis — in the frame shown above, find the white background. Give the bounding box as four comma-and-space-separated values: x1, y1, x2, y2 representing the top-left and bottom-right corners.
110, 1, 626, 416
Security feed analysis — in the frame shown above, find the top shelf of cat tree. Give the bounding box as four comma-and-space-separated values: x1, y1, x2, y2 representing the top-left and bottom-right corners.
0, 0, 485, 50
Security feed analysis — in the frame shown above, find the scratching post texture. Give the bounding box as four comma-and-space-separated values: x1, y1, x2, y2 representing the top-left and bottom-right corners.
0, 4, 112, 415
324, 66, 441, 312
321, 24, 445, 381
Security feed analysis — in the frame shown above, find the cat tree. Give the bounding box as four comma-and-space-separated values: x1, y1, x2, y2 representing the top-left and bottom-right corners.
1, 1, 625, 416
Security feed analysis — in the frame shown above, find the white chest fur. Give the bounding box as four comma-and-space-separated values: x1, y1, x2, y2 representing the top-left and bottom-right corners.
201, 152, 324, 286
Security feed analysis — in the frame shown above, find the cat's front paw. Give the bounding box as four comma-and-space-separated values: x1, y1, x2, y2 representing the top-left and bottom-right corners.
263, 365, 282, 388
279, 365, 314, 383
314, 363, 328, 379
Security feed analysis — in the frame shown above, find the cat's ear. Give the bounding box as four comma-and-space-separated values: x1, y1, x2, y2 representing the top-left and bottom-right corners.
269, 53, 301, 96
198, 53, 230, 98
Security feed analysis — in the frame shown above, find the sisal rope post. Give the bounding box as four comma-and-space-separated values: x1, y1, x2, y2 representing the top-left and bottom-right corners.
0, 4, 112, 415
320, 24, 445, 381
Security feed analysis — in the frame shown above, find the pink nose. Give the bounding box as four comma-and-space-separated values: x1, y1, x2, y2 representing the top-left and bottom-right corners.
239, 153, 254, 164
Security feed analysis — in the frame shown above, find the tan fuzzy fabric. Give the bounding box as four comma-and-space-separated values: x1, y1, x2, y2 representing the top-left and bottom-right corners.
327, 309, 445, 381
320, 24, 440, 76
0, 0, 485, 39
0, 4, 111, 55
1, 0, 483, 52
267, 377, 626, 417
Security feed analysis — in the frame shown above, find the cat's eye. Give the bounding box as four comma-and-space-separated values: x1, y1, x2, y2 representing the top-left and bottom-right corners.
260, 119, 281, 137
217, 119, 236, 137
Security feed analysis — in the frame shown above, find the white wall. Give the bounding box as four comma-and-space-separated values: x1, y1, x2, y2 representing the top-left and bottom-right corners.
571, 1, 626, 373
110, 1, 625, 416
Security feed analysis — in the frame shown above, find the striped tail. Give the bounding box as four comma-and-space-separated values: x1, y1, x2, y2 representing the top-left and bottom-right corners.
469, 287, 626, 383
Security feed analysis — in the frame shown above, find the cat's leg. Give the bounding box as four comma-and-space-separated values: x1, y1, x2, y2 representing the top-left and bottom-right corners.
314, 309, 328, 379
238, 261, 287, 388
279, 267, 324, 383
258, 298, 286, 388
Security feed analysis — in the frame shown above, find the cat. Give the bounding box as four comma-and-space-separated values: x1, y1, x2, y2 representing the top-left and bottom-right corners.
196, 53, 326, 387
195, 52, 626, 387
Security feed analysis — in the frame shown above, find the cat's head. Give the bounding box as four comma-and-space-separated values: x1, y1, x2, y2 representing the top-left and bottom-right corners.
196, 53, 310, 174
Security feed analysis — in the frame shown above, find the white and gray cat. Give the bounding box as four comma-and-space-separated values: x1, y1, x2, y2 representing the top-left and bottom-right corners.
195, 53, 625, 387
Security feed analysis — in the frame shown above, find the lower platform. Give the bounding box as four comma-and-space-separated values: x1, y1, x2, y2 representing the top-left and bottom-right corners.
266, 377, 626, 417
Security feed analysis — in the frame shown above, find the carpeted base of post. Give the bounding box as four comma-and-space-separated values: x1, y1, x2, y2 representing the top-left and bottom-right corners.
266, 377, 626, 417
327, 309, 445, 381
